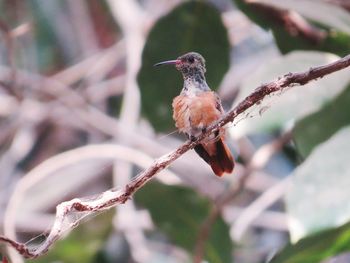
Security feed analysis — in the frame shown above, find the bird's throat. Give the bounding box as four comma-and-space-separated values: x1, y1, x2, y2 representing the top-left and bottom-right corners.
182, 72, 210, 94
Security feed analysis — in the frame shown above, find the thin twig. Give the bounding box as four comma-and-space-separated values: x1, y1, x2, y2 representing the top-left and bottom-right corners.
106, 0, 149, 261
0, 19, 20, 99
0, 54, 349, 259
232, 177, 291, 241
223, 206, 288, 231
52, 40, 125, 85
67, 0, 99, 57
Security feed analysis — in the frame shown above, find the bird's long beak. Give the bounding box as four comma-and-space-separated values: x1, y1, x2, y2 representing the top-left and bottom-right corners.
154, 59, 180, 67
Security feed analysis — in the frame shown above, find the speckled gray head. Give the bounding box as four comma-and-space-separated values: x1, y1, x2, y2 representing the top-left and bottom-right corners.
154, 52, 206, 76
175, 52, 206, 77
154, 52, 209, 90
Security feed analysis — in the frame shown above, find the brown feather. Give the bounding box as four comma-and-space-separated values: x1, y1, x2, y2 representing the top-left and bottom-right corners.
216, 138, 234, 174
173, 92, 234, 176
194, 144, 224, 176
172, 92, 222, 134
195, 138, 234, 177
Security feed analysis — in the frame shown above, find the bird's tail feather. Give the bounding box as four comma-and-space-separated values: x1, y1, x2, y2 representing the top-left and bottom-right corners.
194, 138, 234, 177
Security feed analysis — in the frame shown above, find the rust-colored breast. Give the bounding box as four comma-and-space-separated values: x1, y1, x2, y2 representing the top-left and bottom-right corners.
172, 91, 222, 135
172, 95, 188, 132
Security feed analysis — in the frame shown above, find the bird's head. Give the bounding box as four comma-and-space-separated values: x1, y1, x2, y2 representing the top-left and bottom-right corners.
155, 52, 206, 80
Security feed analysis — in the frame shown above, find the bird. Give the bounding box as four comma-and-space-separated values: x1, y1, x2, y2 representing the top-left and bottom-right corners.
154, 52, 234, 176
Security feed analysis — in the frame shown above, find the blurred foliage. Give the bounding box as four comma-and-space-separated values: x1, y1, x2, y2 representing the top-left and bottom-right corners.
26, 211, 113, 263
269, 221, 350, 263
138, 1, 230, 131
85, 0, 121, 48
233, 0, 350, 56
27, 0, 119, 72
1, 0, 350, 262
294, 84, 350, 157
287, 127, 350, 242
229, 1, 350, 261
135, 182, 232, 263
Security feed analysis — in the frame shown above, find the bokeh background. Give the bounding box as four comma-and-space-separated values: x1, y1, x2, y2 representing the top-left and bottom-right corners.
0, 0, 350, 262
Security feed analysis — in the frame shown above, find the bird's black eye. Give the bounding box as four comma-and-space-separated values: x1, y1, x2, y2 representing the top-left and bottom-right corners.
188, 56, 195, 63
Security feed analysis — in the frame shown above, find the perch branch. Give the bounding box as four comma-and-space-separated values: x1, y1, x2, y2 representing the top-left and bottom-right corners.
1, 54, 350, 259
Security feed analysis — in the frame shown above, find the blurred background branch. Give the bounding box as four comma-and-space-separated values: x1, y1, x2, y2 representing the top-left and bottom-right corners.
1, 46, 349, 262
0, 1, 350, 263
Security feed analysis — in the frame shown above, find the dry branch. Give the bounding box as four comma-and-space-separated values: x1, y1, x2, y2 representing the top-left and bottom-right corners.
245, 0, 326, 43
0, 54, 350, 259
232, 176, 291, 241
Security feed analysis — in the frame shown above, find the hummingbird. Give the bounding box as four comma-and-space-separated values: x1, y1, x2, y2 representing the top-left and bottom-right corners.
155, 52, 234, 176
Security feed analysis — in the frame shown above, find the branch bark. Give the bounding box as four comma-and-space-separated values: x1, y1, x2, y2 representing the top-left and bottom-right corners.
1, 54, 350, 259
244, 0, 326, 43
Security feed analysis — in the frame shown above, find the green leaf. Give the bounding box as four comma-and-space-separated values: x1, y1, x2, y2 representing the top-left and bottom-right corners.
269, 221, 350, 263
286, 126, 350, 242
135, 182, 232, 263
294, 83, 350, 157
273, 28, 350, 57
138, 1, 230, 131
28, 1, 69, 72
233, 0, 350, 56
27, 211, 113, 263
230, 51, 350, 137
